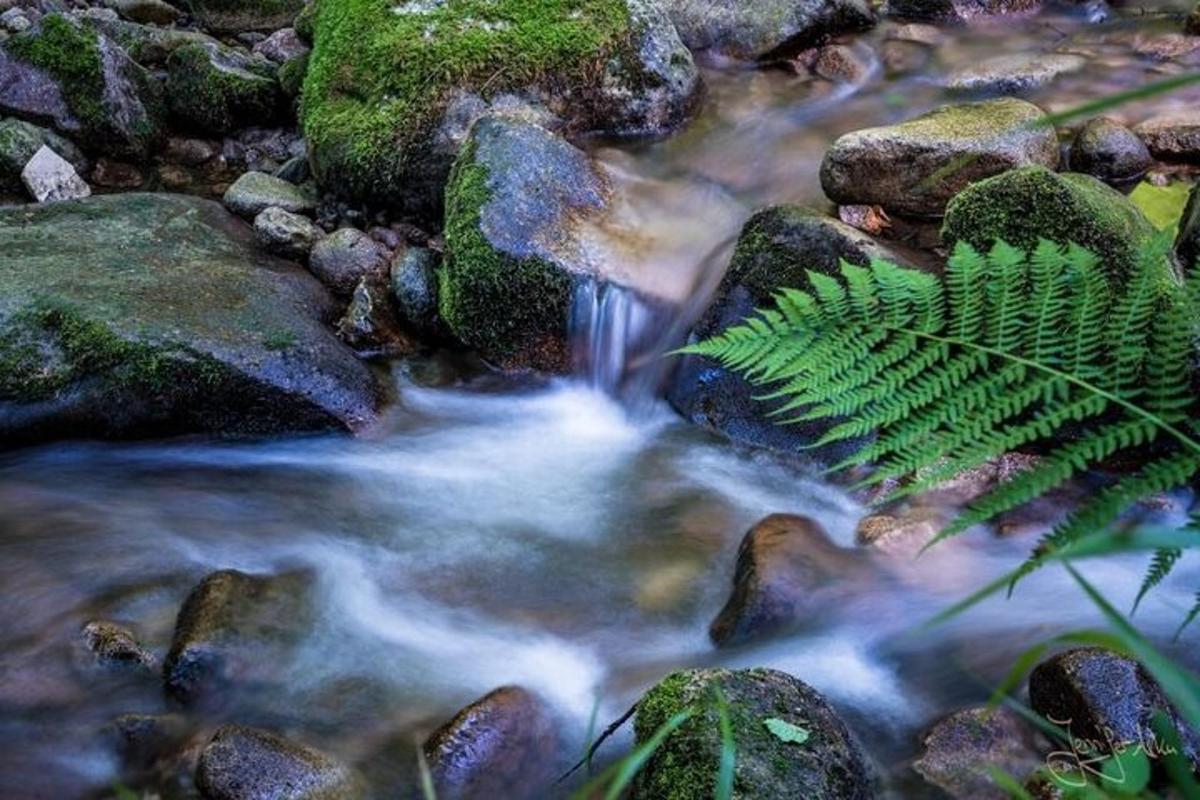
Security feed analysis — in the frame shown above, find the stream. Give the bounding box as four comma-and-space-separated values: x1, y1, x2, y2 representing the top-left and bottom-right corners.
2, 4, 1200, 799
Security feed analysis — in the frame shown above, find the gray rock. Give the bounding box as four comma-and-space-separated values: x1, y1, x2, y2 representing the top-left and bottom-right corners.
670, 205, 908, 458
1177, 180, 1199, 271
102, 0, 181, 25
196, 725, 363, 800
0, 116, 87, 194
423, 686, 559, 800
709, 514, 876, 646
633, 669, 874, 800
223, 170, 315, 219
76, 9, 219, 66
80, 620, 156, 672
1070, 117, 1153, 184
20, 144, 89, 202
309, 227, 390, 297
255, 206, 322, 261
0, 193, 379, 445
1029, 648, 1200, 769
166, 41, 281, 135
946, 52, 1085, 93
336, 275, 416, 357
884, 0, 1041, 23
666, 0, 876, 61
390, 246, 446, 340
0, 7, 30, 32
164, 569, 314, 707
0, 14, 164, 159
913, 707, 1043, 799
253, 27, 307, 64
820, 98, 1059, 217
1134, 110, 1200, 161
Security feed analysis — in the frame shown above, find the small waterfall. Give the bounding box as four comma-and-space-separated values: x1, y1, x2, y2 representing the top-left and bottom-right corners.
570, 280, 663, 408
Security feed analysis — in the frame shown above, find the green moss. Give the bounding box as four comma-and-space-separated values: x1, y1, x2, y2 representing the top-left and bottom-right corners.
278, 51, 309, 98
942, 166, 1159, 286
438, 141, 573, 367
301, 0, 633, 204
166, 43, 279, 134
263, 329, 298, 350
7, 15, 107, 133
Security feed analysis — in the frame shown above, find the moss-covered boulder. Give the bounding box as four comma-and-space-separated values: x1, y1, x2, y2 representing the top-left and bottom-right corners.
440, 115, 613, 372
0, 193, 379, 447
0, 117, 87, 194
166, 42, 281, 134
632, 668, 874, 800
301, 0, 700, 216
942, 166, 1160, 285
182, 0, 304, 34
665, 0, 876, 61
0, 14, 164, 159
820, 98, 1058, 217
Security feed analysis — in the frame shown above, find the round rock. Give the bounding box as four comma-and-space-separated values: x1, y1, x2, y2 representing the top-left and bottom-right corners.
308, 228, 390, 297
1070, 116, 1153, 183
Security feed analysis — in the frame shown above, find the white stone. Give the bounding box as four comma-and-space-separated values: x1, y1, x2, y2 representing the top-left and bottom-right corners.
21, 146, 91, 203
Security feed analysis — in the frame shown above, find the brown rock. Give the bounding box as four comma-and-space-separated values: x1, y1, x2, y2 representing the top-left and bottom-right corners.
1135, 111, 1200, 161
80, 620, 156, 672
913, 706, 1043, 799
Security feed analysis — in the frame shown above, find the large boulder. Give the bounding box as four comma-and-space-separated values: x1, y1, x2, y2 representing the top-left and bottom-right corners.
942, 165, 1160, 286
301, 0, 700, 217
422, 686, 559, 800
821, 98, 1059, 218
182, 0, 304, 34
440, 115, 612, 372
166, 41, 281, 135
0, 194, 378, 446
669, 204, 906, 458
163, 569, 314, 707
0, 14, 164, 159
709, 514, 876, 646
913, 707, 1043, 799
196, 725, 363, 800
883, 0, 1041, 23
665, 0, 875, 61
0, 117, 87, 195
632, 668, 874, 800
1029, 648, 1200, 769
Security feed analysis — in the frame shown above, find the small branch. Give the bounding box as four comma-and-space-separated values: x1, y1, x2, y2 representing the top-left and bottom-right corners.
557, 702, 638, 783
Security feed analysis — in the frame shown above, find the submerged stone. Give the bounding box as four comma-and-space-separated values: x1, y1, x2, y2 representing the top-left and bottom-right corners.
946, 52, 1085, 94
196, 724, 363, 800
665, 0, 876, 61
632, 668, 874, 800
301, 0, 700, 216
0, 193, 378, 446
820, 98, 1059, 217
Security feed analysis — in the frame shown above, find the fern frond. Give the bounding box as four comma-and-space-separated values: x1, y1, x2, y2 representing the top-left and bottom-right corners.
1134, 548, 1182, 614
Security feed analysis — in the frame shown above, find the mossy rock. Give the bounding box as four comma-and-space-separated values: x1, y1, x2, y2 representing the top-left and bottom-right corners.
0, 117, 87, 194
182, 0, 304, 34
820, 98, 1058, 217
0, 193, 379, 447
0, 14, 164, 159
439, 115, 611, 372
75, 10, 219, 66
632, 668, 874, 800
301, 0, 700, 217
942, 165, 1161, 286
166, 41, 281, 134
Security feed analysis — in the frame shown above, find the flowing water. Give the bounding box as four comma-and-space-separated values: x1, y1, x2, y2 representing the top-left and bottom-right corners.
3, 6, 1200, 799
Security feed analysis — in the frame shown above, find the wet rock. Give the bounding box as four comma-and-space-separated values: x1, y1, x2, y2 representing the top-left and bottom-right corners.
1070, 117, 1153, 184
20, 144, 89, 201
90, 157, 143, 188
1134, 110, 1200, 162
633, 668, 874, 800
665, 0, 876, 62
0, 193, 378, 445
309, 227, 390, 297
222, 170, 315, 219
106, 712, 189, 767
255, 205, 323, 261
183, 0, 304, 34
423, 686, 559, 800
391, 246, 447, 341
942, 166, 1161, 287
0, 14, 164, 159
103, 0, 181, 25
336, 275, 416, 357
913, 707, 1043, 800
302, 0, 700, 217
946, 52, 1085, 94
880, 37, 930, 74
709, 514, 875, 646
856, 509, 942, 556
821, 98, 1059, 218
811, 43, 875, 83
253, 27, 307, 64
79, 620, 156, 671
440, 115, 616, 372
196, 724, 363, 800
1177, 181, 1199, 270
166, 41, 281, 135
0, 116, 87, 194
164, 568, 314, 707
1029, 648, 1200, 768
670, 205, 906, 458
884, 0, 1041, 23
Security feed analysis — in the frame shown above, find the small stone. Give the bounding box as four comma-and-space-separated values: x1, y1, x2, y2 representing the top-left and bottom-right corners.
390, 246, 446, 339
21, 145, 90, 202
196, 725, 363, 800
80, 620, 156, 672
253, 27, 308, 63
885, 22, 943, 45
336, 275, 417, 356
914, 707, 1043, 799
308, 227, 389, 296
222, 170, 316, 220
1070, 117, 1153, 184
91, 157, 144, 189
813, 43, 873, 83
1134, 110, 1200, 161
856, 510, 942, 556
254, 206, 323, 261
165, 136, 220, 165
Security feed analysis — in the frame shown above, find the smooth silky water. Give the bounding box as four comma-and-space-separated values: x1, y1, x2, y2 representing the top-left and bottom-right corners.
2, 7, 1200, 798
